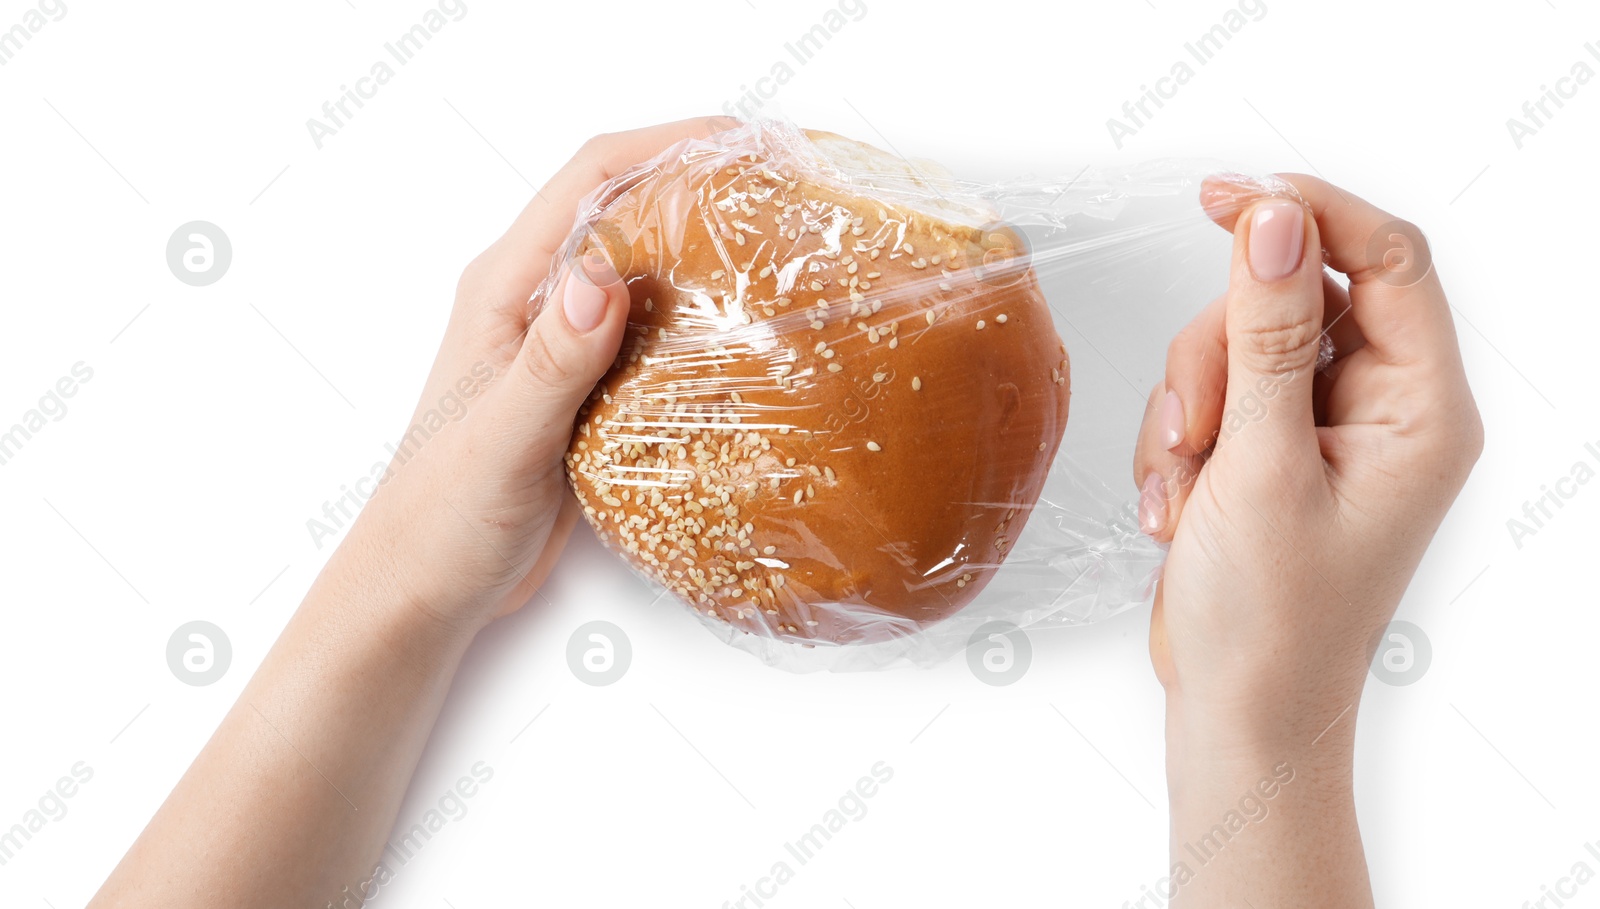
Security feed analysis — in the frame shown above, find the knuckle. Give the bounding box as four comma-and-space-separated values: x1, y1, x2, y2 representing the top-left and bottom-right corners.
456, 249, 496, 298
521, 326, 577, 389
1238, 315, 1322, 365
1452, 400, 1486, 470
577, 133, 614, 159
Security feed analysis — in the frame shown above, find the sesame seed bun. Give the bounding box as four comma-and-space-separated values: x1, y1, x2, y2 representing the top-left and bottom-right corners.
564, 127, 1070, 646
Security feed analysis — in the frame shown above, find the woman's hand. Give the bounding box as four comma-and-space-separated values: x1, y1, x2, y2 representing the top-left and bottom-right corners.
339, 117, 737, 637
1131, 175, 1482, 907
1135, 173, 1482, 732
89, 118, 738, 909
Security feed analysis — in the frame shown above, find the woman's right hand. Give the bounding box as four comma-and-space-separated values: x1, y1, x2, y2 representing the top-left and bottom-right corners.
1133, 174, 1483, 742
1130, 175, 1482, 907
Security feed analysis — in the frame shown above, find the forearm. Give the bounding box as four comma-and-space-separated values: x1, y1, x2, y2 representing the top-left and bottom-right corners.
90, 536, 478, 909
1163, 692, 1371, 908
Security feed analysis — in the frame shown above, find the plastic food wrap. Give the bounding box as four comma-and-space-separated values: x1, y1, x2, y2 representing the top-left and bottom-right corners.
533, 119, 1271, 671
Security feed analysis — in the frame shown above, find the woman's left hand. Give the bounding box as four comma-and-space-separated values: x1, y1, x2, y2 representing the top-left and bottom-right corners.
338, 117, 736, 636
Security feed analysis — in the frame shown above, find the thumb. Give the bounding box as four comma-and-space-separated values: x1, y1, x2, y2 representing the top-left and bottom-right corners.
502, 249, 630, 457
1220, 196, 1323, 459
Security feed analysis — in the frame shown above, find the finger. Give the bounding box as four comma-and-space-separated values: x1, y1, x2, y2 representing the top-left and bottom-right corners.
1204, 173, 1455, 368
1160, 294, 1228, 457
1219, 196, 1325, 459
467, 116, 740, 304
1319, 271, 1364, 361
1134, 381, 1206, 543
1160, 273, 1359, 459
490, 250, 630, 458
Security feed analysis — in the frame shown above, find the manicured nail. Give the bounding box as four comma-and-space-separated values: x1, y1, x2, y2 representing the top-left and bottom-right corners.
1247, 199, 1305, 282
1139, 472, 1167, 536
563, 253, 617, 333
1159, 389, 1185, 451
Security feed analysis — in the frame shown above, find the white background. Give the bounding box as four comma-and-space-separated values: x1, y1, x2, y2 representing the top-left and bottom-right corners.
1, 0, 1595, 906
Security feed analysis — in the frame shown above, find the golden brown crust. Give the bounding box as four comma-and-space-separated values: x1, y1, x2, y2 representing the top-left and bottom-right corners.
563, 131, 1070, 645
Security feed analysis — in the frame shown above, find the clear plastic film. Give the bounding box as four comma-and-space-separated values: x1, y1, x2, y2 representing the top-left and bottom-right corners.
531, 119, 1291, 671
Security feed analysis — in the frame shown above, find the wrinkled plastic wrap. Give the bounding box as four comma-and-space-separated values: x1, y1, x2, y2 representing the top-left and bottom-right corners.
532, 119, 1273, 671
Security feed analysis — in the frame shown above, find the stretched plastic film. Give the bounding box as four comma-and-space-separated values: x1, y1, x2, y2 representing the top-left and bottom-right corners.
533, 119, 1274, 671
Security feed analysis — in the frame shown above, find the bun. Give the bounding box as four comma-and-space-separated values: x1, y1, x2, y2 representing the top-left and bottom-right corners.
564, 128, 1070, 645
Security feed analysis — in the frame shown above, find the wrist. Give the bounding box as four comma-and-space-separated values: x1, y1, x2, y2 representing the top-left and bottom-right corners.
314, 521, 493, 657
1164, 686, 1358, 784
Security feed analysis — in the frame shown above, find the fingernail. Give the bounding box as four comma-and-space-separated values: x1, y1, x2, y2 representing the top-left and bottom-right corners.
1247, 199, 1305, 282
1139, 472, 1167, 536
563, 253, 618, 333
1159, 389, 1185, 451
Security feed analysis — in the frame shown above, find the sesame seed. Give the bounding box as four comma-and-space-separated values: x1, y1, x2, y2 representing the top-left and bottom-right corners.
888, 337, 898, 349
822, 349, 835, 359
1039, 442, 1047, 451
866, 441, 882, 452
912, 376, 922, 391
911, 257, 928, 269
827, 363, 843, 373
976, 320, 986, 330
926, 311, 936, 326
814, 341, 828, 354
763, 545, 776, 555
810, 280, 824, 292
710, 270, 725, 279
810, 320, 824, 330
872, 372, 886, 383
996, 314, 1008, 323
